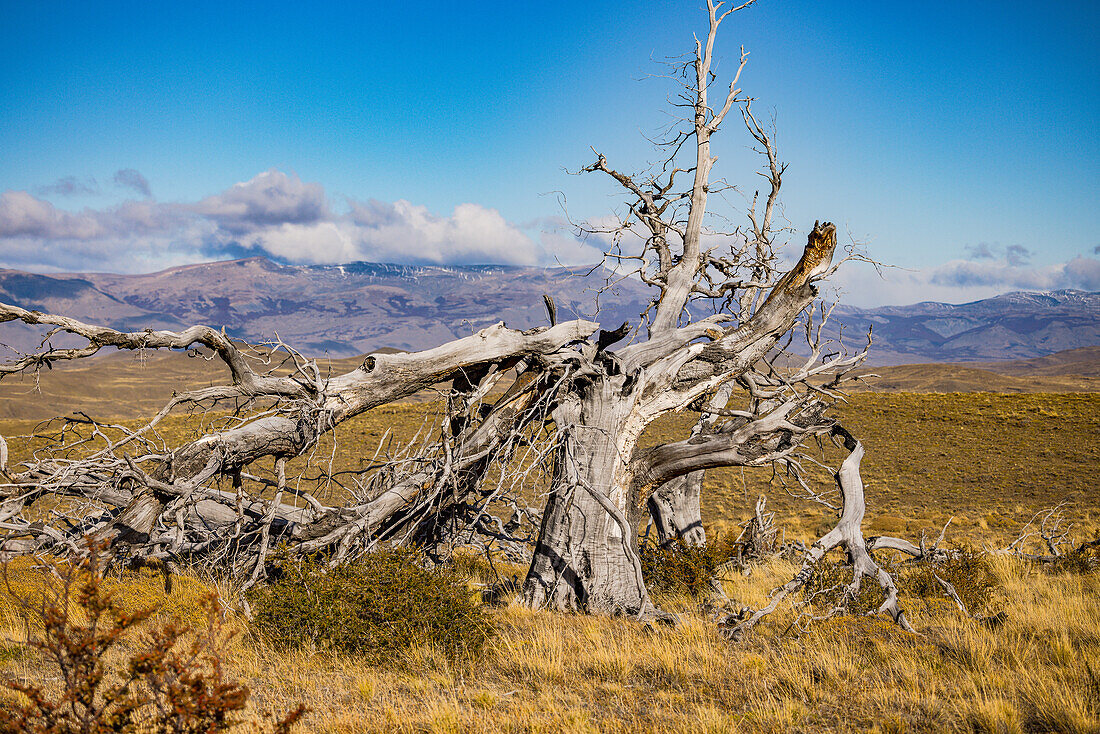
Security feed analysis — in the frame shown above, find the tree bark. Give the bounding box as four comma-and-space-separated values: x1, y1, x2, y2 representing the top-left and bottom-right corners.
522, 223, 838, 614
646, 385, 734, 547
647, 472, 707, 546
522, 376, 647, 613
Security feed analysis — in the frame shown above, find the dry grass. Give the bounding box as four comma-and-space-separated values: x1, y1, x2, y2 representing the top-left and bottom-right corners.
0, 390, 1097, 731
11, 391, 1090, 541
643, 392, 1100, 545
4, 390, 1097, 541
0, 556, 217, 630
3, 554, 1096, 733
222, 558, 1100, 733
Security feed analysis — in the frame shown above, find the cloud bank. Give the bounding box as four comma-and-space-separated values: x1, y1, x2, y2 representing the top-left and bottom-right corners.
2, 170, 1096, 307
0, 169, 607, 273
829, 243, 1100, 307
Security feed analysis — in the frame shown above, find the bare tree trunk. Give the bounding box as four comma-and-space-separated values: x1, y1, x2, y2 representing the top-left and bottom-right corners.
522, 377, 647, 613
646, 385, 734, 547
522, 221, 840, 614
724, 426, 916, 639
647, 472, 707, 546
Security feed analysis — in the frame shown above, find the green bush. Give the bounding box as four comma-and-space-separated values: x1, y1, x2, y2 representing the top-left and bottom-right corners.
801, 558, 887, 616
903, 548, 1000, 615
639, 535, 741, 598
248, 549, 492, 660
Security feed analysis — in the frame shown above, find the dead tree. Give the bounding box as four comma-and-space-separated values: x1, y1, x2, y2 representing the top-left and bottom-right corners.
0, 0, 918, 629
0, 317, 598, 579
521, 0, 864, 615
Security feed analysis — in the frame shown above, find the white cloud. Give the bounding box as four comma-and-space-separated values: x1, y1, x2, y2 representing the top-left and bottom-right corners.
1063, 254, 1100, 289
0, 170, 561, 272
928, 255, 1098, 291
537, 230, 607, 266
192, 169, 328, 234
8, 169, 1094, 307
828, 252, 1100, 307
345, 199, 540, 265
239, 221, 360, 264
0, 191, 106, 240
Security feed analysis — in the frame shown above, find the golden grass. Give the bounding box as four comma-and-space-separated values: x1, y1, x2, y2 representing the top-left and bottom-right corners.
3, 391, 1096, 542
0, 556, 216, 630
646, 392, 1100, 544
0, 392, 1097, 731
6, 554, 1095, 733
263, 556, 1100, 733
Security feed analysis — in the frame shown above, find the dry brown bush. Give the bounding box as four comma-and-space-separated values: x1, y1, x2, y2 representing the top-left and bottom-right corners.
0, 542, 305, 734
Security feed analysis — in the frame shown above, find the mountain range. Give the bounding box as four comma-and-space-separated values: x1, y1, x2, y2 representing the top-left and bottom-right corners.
0, 257, 1097, 365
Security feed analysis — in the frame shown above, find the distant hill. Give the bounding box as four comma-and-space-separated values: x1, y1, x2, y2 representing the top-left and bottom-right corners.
853, 364, 1099, 394
847, 347, 1100, 393
833, 291, 1100, 364
1, 257, 1097, 364
0, 349, 367, 421
0, 258, 651, 359
965, 346, 1100, 377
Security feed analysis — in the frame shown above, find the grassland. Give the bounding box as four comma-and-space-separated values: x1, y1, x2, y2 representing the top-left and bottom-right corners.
0, 380, 1097, 732
1, 551, 1097, 733
0, 347, 1096, 421
5, 391, 1094, 543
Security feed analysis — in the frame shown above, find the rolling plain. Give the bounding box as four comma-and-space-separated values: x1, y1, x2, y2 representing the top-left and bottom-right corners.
0, 347, 1097, 732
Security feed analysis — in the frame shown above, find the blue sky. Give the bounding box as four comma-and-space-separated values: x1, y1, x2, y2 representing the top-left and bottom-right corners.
1, 0, 1097, 306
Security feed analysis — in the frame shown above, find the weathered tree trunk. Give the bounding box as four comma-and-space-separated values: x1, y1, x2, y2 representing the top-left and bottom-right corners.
648, 472, 707, 546
522, 376, 648, 613
0, 314, 600, 567
646, 385, 735, 547
725, 425, 916, 638
523, 221, 839, 614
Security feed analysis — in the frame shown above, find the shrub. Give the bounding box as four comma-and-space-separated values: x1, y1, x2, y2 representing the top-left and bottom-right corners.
248, 549, 492, 660
903, 548, 1000, 615
801, 558, 887, 616
639, 535, 741, 598
797, 549, 1003, 622
1042, 540, 1100, 575
0, 543, 305, 734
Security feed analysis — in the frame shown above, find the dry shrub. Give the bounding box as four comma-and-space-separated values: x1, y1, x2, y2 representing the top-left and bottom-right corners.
1041, 540, 1100, 575
0, 544, 305, 734
248, 549, 492, 660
